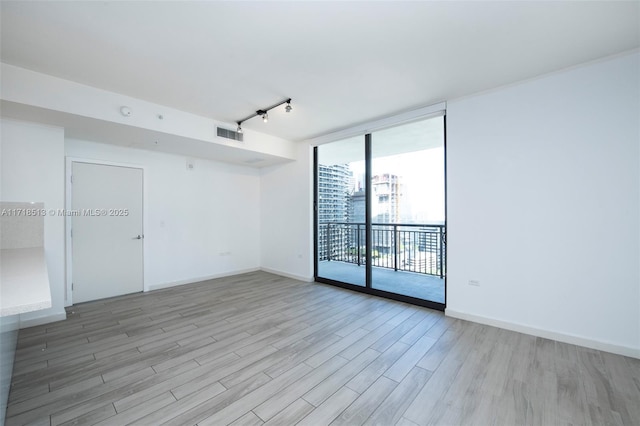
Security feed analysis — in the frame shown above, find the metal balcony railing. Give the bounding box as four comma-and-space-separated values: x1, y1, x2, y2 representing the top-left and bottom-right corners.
318, 222, 446, 278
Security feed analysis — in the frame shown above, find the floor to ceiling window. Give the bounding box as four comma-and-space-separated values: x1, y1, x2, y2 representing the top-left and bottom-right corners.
314, 114, 446, 310
315, 136, 366, 287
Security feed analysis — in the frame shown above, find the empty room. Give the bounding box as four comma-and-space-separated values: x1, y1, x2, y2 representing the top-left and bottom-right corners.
1, 1, 638, 425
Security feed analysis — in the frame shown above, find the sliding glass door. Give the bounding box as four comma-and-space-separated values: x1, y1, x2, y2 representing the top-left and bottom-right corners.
315, 136, 366, 287
370, 117, 445, 303
314, 115, 446, 309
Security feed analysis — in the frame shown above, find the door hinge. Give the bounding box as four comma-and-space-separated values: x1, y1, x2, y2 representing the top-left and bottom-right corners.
70, 175, 73, 184
72, 283, 74, 290
70, 229, 73, 238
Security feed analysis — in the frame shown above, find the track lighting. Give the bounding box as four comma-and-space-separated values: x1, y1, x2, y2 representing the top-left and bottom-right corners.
235, 98, 292, 132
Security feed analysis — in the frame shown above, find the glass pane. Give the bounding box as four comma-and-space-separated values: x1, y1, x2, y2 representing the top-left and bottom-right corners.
316, 136, 366, 287
370, 116, 445, 303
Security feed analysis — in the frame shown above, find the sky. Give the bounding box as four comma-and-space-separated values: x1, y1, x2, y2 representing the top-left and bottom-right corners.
350, 146, 445, 223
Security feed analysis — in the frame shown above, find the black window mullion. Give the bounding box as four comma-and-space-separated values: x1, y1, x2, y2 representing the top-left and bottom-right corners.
365, 133, 372, 289
313, 146, 319, 280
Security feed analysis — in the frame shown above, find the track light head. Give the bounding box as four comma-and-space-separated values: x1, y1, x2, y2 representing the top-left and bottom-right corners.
256, 109, 268, 123
237, 98, 290, 129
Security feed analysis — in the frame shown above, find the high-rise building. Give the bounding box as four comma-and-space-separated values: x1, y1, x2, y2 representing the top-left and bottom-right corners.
317, 164, 352, 260
371, 173, 401, 223
370, 174, 402, 254
349, 188, 365, 223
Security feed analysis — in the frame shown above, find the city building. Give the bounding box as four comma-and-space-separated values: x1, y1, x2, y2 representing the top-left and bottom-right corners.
371, 173, 402, 223
317, 164, 351, 260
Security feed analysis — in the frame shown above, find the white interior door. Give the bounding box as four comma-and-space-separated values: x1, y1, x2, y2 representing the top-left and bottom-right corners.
71, 162, 143, 303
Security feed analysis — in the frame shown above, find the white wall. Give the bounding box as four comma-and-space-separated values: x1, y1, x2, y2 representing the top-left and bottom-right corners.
1, 119, 67, 326
65, 139, 261, 292
446, 52, 640, 357
260, 143, 314, 281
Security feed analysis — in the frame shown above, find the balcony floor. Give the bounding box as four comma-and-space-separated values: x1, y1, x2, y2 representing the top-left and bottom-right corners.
318, 260, 445, 304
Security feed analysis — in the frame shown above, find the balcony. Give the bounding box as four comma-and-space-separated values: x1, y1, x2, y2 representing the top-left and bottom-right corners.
317, 222, 445, 303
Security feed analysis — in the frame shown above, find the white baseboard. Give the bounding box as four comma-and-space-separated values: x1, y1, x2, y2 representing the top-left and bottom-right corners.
260, 267, 313, 282
147, 268, 261, 292
445, 309, 640, 359
19, 311, 67, 329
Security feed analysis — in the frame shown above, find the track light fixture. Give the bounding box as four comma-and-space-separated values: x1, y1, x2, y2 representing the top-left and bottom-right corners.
236, 98, 291, 132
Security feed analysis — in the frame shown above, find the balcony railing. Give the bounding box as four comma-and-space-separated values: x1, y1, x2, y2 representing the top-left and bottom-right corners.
318, 222, 445, 278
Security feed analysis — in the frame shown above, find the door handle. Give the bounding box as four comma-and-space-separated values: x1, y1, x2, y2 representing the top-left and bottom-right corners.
133, 235, 143, 240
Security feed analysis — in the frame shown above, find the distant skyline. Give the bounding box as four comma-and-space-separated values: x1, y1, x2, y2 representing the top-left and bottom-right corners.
349, 147, 445, 223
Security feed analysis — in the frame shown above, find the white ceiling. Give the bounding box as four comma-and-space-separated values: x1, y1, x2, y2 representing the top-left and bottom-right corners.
1, 1, 638, 142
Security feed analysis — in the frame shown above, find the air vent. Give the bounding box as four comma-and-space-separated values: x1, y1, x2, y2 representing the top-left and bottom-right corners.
217, 127, 244, 142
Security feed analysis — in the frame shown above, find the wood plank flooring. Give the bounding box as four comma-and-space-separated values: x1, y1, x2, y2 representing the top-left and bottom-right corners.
6, 271, 640, 425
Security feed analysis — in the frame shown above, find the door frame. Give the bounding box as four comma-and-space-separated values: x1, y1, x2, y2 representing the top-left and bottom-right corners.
313, 115, 447, 311
65, 157, 147, 307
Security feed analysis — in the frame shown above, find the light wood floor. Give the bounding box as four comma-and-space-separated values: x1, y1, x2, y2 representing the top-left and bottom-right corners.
6, 271, 640, 425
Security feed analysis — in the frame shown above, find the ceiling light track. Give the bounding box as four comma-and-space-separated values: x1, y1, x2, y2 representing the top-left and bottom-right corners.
236, 98, 292, 133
